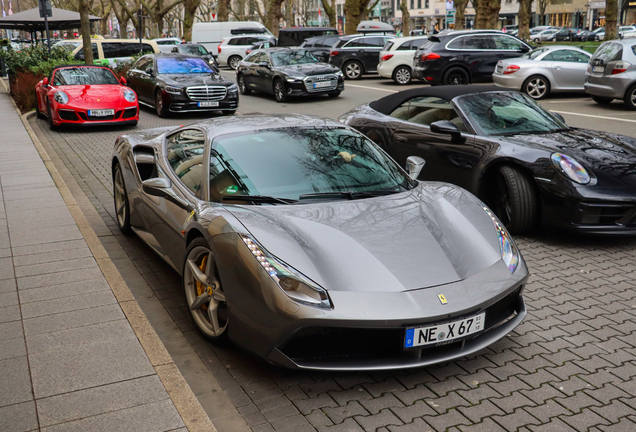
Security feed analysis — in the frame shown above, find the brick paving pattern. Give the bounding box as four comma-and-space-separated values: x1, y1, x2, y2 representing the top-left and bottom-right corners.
33, 107, 636, 432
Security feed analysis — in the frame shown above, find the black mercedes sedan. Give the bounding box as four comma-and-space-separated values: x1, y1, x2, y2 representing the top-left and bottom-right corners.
235, 47, 344, 102
127, 53, 238, 117
340, 85, 636, 235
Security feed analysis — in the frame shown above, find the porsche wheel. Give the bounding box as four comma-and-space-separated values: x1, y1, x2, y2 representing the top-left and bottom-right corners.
113, 163, 131, 234
237, 74, 251, 95
494, 165, 538, 235
343, 61, 363, 80
35, 100, 45, 119
184, 238, 229, 341
523, 75, 550, 100
444, 67, 469, 85
47, 104, 57, 131
155, 90, 167, 118
274, 79, 287, 102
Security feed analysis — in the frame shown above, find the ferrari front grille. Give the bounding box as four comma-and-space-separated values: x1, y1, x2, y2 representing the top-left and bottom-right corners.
186, 85, 227, 101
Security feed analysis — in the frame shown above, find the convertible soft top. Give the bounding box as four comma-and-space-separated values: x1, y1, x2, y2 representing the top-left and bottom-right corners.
369, 85, 501, 115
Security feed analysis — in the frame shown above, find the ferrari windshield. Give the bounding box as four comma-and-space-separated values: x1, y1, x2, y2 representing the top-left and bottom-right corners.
456, 92, 567, 136
270, 49, 319, 66
53, 67, 119, 85
157, 57, 212, 74
209, 127, 411, 202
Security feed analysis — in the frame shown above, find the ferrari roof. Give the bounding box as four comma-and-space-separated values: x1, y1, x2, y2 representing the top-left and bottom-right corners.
369, 85, 502, 115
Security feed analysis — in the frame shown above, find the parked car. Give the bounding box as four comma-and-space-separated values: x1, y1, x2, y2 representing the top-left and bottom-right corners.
583, 27, 604, 41
236, 47, 344, 102
595, 26, 636, 40
192, 21, 272, 55
153, 37, 182, 53
493, 46, 591, 99
218, 34, 276, 69
585, 39, 636, 109
170, 43, 218, 69
529, 26, 553, 33
300, 35, 342, 62
71, 39, 160, 67
277, 27, 338, 47
126, 53, 238, 117
554, 28, 583, 41
52, 39, 82, 53
340, 85, 636, 234
329, 34, 395, 79
36, 65, 138, 129
377, 36, 428, 85
111, 113, 528, 370
531, 28, 559, 43
573, 30, 591, 42
412, 30, 531, 85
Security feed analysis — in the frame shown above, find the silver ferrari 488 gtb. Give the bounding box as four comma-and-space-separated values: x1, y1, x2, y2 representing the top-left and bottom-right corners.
111, 114, 528, 370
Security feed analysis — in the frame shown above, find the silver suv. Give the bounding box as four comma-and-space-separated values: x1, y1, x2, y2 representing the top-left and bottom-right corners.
585, 39, 636, 110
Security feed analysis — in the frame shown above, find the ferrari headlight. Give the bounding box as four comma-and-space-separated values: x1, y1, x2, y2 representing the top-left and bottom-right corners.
54, 91, 69, 105
227, 84, 238, 93
286, 75, 304, 82
123, 89, 136, 102
241, 235, 331, 309
482, 205, 519, 274
165, 86, 183, 94
550, 153, 590, 185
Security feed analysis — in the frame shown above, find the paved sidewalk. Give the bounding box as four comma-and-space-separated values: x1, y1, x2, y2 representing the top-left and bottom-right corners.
0, 85, 191, 431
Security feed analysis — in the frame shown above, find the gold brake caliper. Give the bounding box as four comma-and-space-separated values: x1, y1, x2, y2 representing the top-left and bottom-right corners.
196, 255, 209, 310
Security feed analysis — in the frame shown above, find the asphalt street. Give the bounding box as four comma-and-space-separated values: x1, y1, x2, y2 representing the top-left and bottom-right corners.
32, 73, 636, 432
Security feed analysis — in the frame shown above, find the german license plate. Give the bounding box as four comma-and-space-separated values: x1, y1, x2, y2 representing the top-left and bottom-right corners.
313, 81, 332, 88
496, 66, 503, 74
198, 101, 219, 107
88, 109, 114, 116
404, 313, 485, 348
593, 65, 605, 73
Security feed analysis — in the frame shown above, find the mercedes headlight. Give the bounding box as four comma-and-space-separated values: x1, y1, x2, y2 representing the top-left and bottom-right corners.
123, 89, 136, 102
482, 205, 519, 274
53, 91, 69, 105
241, 235, 332, 309
227, 84, 238, 93
286, 75, 304, 82
165, 86, 183, 95
550, 153, 591, 185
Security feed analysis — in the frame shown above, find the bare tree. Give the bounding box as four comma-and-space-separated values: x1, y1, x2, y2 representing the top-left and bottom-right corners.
265, 0, 283, 36
537, 0, 548, 26
140, 0, 184, 38
399, 0, 409, 34
475, 0, 501, 29
344, 0, 376, 34
183, 0, 202, 40
606, 0, 618, 40
517, 0, 531, 40
454, 0, 469, 30
79, 0, 94, 64
218, 0, 231, 20
320, 0, 336, 28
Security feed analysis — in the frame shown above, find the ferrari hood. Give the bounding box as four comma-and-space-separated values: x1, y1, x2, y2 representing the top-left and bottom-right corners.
227, 183, 503, 293
505, 128, 636, 187
59, 85, 125, 105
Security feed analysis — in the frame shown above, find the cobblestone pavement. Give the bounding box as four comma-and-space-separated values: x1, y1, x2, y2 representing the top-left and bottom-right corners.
32, 104, 636, 432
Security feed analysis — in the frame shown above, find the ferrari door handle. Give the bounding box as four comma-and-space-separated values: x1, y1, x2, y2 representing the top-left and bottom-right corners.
395, 135, 408, 142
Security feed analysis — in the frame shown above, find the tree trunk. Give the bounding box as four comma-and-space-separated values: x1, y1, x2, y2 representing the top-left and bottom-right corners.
266, 0, 283, 36
538, 0, 547, 26
454, 0, 468, 30
517, 0, 531, 40
218, 0, 230, 21
320, 0, 336, 27
344, 0, 370, 34
79, 0, 94, 64
183, 0, 201, 41
475, 0, 500, 29
400, 0, 409, 35
606, 0, 618, 40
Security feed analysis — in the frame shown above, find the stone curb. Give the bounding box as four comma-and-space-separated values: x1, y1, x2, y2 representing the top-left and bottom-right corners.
1, 79, 216, 432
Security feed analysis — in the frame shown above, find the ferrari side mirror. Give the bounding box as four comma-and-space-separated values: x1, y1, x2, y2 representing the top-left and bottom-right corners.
42, 77, 49, 86
119, 76, 127, 86
142, 178, 195, 212
406, 156, 426, 180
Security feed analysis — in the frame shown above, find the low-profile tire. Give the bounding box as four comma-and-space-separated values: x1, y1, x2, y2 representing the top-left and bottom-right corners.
35, 100, 45, 119
343, 60, 363, 80
392, 65, 412, 85
273, 79, 287, 102
128, 120, 138, 127
522, 75, 550, 100
328, 91, 341, 98
183, 238, 229, 342
622, 84, 636, 110
112, 163, 131, 234
155, 89, 168, 118
46, 104, 57, 131
592, 95, 613, 105
222, 109, 236, 115
237, 74, 251, 95
443, 67, 469, 85
494, 165, 538, 235
228, 55, 242, 70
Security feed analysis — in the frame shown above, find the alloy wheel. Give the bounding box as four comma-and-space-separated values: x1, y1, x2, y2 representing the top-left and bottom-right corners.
113, 167, 128, 230
155, 92, 163, 116
274, 81, 286, 102
184, 246, 228, 338
229, 56, 241, 70
526, 78, 547, 99
345, 62, 361, 79
496, 173, 513, 226
447, 72, 465, 85
395, 67, 411, 85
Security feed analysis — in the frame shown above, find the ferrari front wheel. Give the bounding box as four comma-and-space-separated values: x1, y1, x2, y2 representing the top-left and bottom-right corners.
184, 239, 229, 342
494, 165, 538, 235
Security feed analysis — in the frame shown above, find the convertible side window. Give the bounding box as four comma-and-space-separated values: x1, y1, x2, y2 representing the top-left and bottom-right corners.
166, 129, 206, 197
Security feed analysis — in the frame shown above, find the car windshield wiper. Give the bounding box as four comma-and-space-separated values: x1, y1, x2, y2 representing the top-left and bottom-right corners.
299, 189, 402, 201
222, 195, 298, 205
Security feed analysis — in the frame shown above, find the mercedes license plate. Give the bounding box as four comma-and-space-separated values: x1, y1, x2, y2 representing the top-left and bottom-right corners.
198, 101, 219, 107
88, 109, 114, 117
404, 313, 485, 348
313, 81, 332, 88
496, 66, 503, 74
593, 65, 605, 73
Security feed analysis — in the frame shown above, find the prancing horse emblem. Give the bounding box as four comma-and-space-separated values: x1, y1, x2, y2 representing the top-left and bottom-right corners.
438, 294, 447, 305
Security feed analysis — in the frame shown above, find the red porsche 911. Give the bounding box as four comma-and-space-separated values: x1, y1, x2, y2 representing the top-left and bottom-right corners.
36, 65, 139, 129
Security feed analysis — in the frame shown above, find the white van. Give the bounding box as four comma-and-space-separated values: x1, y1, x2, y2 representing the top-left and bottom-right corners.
192, 21, 272, 55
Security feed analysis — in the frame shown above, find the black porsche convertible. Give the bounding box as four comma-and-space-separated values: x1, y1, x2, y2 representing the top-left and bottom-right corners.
339, 86, 636, 235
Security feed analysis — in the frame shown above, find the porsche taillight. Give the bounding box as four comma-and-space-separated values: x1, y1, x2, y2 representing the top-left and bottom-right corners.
503, 65, 520, 74
421, 53, 440, 61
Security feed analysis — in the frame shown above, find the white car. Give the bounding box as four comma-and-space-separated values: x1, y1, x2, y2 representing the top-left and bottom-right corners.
595, 26, 636, 41
153, 37, 182, 53
531, 28, 559, 43
218, 34, 276, 69
377, 36, 428, 85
